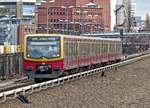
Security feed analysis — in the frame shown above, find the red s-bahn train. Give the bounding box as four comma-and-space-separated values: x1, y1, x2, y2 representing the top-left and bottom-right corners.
23, 34, 122, 82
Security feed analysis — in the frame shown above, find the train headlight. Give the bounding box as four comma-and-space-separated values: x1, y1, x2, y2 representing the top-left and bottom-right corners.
27, 54, 30, 57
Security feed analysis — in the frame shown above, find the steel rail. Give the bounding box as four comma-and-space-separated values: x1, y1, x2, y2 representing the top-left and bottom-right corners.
0, 51, 150, 103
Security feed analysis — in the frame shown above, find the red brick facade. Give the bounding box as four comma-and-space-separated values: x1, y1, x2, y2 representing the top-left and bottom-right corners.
101, 0, 111, 31
18, 24, 35, 45
38, 0, 110, 34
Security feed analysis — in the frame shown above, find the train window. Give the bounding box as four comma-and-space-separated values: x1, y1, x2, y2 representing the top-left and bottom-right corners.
65, 40, 78, 58
99, 42, 101, 55
101, 41, 104, 53
87, 40, 91, 56
64, 41, 69, 57
72, 42, 76, 57
112, 42, 115, 53
103, 43, 106, 53
97, 41, 99, 55
68, 42, 73, 57
85, 41, 89, 56
80, 42, 85, 56
104, 42, 106, 53
117, 42, 121, 53
120, 43, 122, 53
109, 42, 113, 53
94, 41, 96, 55
91, 41, 95, 55
95, 41, 97, 55
89, 41, 92, 56
99, 41, 102, 54
27, 36, 61, 59
96, 41, 99, 55
74, 41, 78, 57
106, 43, 108, 53
110, 42, 113, 53
109, 42, 111, 53
105, 42, 107, 53
96, 42, 98, 55
79, 39, 89, 57
113, 43, 115, 53
115, 42, 117, 53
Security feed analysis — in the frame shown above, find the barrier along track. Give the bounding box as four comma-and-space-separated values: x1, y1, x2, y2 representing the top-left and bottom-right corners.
0, 51, 150, 103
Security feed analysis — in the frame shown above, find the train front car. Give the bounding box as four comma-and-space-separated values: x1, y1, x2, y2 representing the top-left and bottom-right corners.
23, 34, 64, 82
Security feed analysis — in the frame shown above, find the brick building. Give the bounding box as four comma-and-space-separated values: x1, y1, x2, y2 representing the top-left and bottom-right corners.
18, 24, 35, 45
38, 0, 111, 34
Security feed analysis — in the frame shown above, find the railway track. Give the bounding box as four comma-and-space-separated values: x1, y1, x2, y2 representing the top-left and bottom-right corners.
0, 51, 150, 103
0, 79, 34, 93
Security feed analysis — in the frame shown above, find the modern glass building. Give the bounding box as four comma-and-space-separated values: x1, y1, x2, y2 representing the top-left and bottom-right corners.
0, 0, 36, 19
0, 0, 36, 45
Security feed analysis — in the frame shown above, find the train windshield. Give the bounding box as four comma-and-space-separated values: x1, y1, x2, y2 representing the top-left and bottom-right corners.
27, 36, 61, 59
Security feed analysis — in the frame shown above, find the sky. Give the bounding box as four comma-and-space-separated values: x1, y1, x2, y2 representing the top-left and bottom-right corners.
135, 0, 150, 20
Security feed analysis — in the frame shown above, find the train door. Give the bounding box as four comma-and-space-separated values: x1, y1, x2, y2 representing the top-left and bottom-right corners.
99, 40, 102, 63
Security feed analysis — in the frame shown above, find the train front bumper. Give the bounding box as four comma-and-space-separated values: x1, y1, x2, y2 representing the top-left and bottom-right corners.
26, 70, 62, 79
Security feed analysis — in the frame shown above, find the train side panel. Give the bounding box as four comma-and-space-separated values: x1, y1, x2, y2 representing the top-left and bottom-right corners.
64, 36, 122, 71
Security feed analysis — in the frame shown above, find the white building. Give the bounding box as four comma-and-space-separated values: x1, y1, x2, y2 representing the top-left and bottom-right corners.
131, 1, 136, 17
111, 0, 117, 31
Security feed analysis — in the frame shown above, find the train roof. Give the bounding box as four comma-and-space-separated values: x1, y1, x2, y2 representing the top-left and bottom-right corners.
63, 34, 121, 41
25, 34, 121, 42
82, 32, 150, 38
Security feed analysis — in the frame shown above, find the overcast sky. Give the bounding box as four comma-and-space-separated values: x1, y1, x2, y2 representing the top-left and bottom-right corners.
135, 0, 150, 20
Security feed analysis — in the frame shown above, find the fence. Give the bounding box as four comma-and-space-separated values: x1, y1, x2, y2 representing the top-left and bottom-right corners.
0, 53, 24, 80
